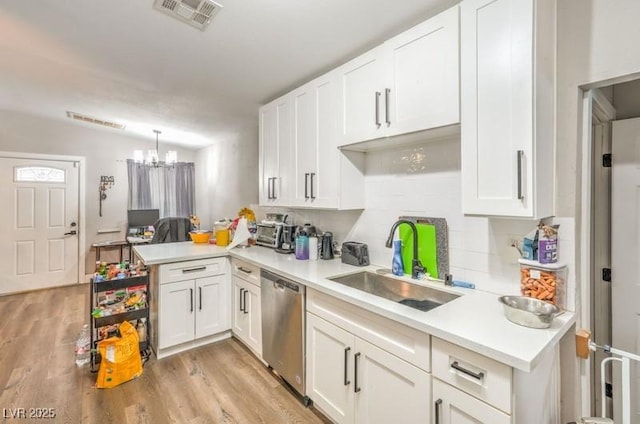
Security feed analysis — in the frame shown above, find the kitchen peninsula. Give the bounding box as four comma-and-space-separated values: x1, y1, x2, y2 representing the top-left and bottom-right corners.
134, 242, 574, 424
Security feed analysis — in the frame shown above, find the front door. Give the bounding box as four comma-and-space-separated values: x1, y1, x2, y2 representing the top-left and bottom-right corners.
0, 156, 79, 294
611, 117, 640, 422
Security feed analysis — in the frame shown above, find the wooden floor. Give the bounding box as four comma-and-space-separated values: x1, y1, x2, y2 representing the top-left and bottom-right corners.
0, 284, 331, 424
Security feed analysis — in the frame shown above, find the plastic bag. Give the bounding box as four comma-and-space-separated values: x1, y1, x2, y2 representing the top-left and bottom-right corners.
95, 320, 143, 389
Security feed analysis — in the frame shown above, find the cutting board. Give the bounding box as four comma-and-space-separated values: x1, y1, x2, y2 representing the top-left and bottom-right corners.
399, 223, 439, 279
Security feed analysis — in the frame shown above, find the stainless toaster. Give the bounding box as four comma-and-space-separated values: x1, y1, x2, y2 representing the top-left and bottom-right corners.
341, 242, 370, 266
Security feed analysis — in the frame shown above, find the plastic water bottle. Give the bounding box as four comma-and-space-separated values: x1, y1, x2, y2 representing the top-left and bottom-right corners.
75, 324, 91, 366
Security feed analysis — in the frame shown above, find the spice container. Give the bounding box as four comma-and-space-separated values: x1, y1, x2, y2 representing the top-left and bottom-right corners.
518, 259, 566, 309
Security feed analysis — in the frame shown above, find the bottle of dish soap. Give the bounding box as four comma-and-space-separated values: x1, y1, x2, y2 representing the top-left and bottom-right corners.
392, 240, 404, 276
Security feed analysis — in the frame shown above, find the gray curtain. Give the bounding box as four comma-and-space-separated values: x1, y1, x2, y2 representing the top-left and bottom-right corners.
127, 159, 195, 218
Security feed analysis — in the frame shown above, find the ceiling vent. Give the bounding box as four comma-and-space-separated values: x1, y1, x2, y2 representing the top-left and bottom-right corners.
153, 0, 223, 31
66, 111, 126, 130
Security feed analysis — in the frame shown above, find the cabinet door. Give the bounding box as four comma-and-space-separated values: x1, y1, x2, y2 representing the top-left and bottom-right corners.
292, 83, 317, 206
338, 46, 386, 146
461, 0, 535, 216
159, 280, 195, 349
243, 281, 262, 356
385, 6, 459, 136
432, 379, 511, 424
354, 338, 430, 424
306, 313, 356, 424
195, 274, 230, 339
259, 96, 291, 206
232, 277, 247, 339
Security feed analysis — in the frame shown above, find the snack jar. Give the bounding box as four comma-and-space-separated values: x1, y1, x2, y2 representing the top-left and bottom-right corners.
518, 259, 567, 309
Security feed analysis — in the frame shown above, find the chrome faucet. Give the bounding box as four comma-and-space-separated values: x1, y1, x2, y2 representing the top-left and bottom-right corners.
385, 219, 426, 279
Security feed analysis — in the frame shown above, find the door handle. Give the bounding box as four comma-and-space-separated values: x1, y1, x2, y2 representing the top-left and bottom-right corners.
70, 222, 77, 227
64, 230, 77, 236
310, 173, 315, 199
243, 289, 249, 314
375, 91, 381, 128
450, 361, 485, 380
189, 288, 193, 313
199, 286, 202, 311
385, 88, 391, 126
354, 352, 361, 393
267, 177, 272, 199
517, 150, 525, 200
435, 399, 442, 424
239, 288, 245, 312
304, 173, 310, 199
344, 347, 351, 386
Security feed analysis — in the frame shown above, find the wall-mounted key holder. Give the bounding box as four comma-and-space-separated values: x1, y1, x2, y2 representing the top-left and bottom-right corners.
99, 175, 115, 217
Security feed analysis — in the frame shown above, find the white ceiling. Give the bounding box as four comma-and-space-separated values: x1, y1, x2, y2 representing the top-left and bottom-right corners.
0, 0, 456, 149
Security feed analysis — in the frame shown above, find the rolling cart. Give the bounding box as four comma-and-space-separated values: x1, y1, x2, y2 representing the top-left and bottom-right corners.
89, 272, 150, 372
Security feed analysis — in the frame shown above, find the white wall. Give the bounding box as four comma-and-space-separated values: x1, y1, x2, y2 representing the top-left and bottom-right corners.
0, 109, 197, 271
195, 124, 259, 229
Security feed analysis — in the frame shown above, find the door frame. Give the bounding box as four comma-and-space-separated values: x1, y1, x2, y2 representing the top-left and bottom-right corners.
0, 151, 86, 285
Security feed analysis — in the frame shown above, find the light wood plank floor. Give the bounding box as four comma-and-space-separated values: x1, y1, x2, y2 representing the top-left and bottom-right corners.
0, 284, 331, 424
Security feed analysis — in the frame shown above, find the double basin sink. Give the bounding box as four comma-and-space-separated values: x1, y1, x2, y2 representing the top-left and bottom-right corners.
328, 271, 460, 312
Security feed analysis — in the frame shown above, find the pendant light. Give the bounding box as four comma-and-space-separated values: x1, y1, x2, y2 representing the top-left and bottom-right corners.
133, 129, 178, 166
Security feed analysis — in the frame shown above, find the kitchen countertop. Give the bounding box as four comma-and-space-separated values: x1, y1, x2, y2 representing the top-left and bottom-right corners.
133, 242, 575, 372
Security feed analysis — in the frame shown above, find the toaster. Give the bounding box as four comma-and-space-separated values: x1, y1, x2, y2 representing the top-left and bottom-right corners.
341, 242, 370, 267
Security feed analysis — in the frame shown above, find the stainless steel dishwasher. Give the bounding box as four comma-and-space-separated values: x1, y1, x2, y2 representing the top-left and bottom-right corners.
261, 269, 307, 402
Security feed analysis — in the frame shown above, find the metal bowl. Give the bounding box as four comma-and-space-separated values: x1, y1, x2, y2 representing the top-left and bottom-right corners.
498, 296, 561, 329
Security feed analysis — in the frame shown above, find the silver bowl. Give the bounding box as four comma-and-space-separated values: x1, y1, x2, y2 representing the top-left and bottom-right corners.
498, 296, 561, 329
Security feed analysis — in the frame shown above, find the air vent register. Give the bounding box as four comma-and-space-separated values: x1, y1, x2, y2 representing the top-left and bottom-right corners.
153, 0, 223, 31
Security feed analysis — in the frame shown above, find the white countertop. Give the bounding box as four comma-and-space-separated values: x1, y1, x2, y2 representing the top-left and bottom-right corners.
133, 242, 575, 372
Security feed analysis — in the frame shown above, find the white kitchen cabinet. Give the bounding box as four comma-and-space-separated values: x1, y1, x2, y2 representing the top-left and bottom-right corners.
306, 289, 431, 424
432, 378, 510, 424
337, 6, 459, 148
259, 93, 291, 206
460, 0, 555, 217
231, 259, 262, 356
155, 257, 231, 358
289, 71, 365, 209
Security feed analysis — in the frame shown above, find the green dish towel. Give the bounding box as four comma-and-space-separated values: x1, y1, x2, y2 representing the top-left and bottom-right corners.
399, 223, 439, 279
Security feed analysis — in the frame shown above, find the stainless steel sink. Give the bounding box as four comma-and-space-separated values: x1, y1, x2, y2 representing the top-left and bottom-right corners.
327, 271, 460, 312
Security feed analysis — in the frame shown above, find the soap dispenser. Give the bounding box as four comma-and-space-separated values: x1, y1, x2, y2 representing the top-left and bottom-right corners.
391, 240, 404, 276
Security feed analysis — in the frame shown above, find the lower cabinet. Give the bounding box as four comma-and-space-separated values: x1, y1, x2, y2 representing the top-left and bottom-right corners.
432, 379, 510, 424
155, 257, 231, 358
306, 299, 430, 424
231, 259, 262, 356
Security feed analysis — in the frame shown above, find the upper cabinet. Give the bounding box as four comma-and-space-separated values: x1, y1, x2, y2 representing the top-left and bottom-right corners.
337, 6, 460, 148
259, 94, 292, 206
460, 0, 555, 218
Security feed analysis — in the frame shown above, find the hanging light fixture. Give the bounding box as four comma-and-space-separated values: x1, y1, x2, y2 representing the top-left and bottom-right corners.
133, 129, 178, 167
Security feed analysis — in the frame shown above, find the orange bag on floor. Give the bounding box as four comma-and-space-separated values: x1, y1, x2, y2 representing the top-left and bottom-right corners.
95, 320, 143, 388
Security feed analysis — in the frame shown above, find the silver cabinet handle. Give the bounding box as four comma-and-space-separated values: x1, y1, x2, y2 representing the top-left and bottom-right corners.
243, 289, 249, 314
344, 347, 351, 386
385, 88, 391, 126
304, 173, 310, 199
199, 286, 202, 311
435, 399, 442, 424
375, 92, 381, 128
517, 150, 524, 200
239, 288, 245, 312
189, 288, 193, 313
182, 266, 206, 274
450, 361, 485, 380
267, 177, 272, 199
354, 352, 361, 393
238, 266, 252, 274
310, 173, 316, 199
271, 177, 277, 199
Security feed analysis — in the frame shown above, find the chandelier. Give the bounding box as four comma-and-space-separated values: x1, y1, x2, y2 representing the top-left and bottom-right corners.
133, 129, 177, 166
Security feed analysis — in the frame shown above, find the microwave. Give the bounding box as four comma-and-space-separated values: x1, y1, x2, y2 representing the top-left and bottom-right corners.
256, 223, 282, 248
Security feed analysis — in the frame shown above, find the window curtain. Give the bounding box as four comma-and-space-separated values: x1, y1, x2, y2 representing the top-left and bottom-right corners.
126, 160, 195, 218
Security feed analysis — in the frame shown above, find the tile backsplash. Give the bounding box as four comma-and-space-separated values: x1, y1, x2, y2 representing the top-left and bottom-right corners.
254, 135, 575, 311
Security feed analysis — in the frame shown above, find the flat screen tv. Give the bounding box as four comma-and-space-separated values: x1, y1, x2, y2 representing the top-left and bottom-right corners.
127, 209, 160, 229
